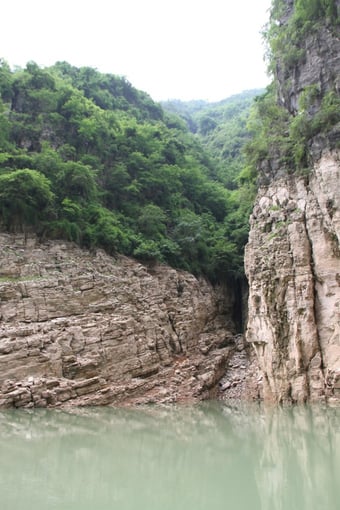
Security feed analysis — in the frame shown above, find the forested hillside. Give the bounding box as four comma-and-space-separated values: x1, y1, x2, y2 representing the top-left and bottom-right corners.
162, 90, 263, 188
162, 91, 263, 269
0, 61, 257, 281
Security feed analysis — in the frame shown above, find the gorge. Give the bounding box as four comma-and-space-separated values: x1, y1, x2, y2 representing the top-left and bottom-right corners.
0, 0, 339, 408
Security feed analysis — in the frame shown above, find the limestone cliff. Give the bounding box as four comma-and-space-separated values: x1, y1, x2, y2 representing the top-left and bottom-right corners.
0, 234, 243, 408
245, 1, 340, 403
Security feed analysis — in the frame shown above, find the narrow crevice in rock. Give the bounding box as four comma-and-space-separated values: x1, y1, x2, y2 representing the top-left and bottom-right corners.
302, 197, 326, 392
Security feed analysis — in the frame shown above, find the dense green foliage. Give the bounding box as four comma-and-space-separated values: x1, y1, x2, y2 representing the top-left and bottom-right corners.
163, 91, 262, 189
162, 92, 261, 269
0, 60, 256, 280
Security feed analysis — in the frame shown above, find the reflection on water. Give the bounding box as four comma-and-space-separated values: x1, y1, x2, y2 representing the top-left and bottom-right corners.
0, 403, 339, 510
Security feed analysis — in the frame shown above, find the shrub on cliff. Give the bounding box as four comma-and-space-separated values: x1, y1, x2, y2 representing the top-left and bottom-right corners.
0, 168, 54, 231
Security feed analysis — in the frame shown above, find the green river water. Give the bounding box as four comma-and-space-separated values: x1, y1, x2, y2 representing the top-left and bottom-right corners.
0, 403, 339, 510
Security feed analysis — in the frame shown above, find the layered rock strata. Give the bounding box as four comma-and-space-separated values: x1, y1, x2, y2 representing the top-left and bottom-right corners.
0, 234, 248, 408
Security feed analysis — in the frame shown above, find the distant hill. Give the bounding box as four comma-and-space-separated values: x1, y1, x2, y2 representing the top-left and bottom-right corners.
162, 90, 264, 189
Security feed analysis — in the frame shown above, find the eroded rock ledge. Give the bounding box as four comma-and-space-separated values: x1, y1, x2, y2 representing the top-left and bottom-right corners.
0, 234, 254, 408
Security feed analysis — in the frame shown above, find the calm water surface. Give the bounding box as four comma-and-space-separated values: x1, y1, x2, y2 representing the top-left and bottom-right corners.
0, 402, 339, 510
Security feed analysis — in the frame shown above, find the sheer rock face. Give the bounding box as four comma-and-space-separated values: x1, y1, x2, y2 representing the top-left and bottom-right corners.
245, 151, 340, 403
0, 234, 239, 408
277, 24, 340, 116
276, 1, 340, 116
245, 2, 340, 403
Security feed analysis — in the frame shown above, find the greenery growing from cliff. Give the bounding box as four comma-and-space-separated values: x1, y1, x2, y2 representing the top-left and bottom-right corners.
246, 0, 340, 177
0, 60, 256, 281
265, 0, 339, 74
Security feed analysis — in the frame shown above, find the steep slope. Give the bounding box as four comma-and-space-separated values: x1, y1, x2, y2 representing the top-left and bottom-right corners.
245, 0, 340, 403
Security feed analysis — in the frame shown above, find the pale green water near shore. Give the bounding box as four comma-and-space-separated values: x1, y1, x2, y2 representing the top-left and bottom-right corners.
0, 403, 339, 510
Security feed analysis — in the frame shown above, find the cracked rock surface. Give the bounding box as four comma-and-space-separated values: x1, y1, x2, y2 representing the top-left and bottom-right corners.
0, 234, 242, 408
245, 152, 340, 403
245, 4, 340, 404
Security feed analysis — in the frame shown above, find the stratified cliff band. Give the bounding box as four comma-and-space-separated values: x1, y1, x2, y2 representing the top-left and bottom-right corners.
0, 234, 260, 407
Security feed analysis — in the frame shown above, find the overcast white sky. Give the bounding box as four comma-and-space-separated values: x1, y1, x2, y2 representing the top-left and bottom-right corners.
1, 0, 272, 102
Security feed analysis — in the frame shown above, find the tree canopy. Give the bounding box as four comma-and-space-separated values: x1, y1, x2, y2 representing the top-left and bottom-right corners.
0, 60, 258, 281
